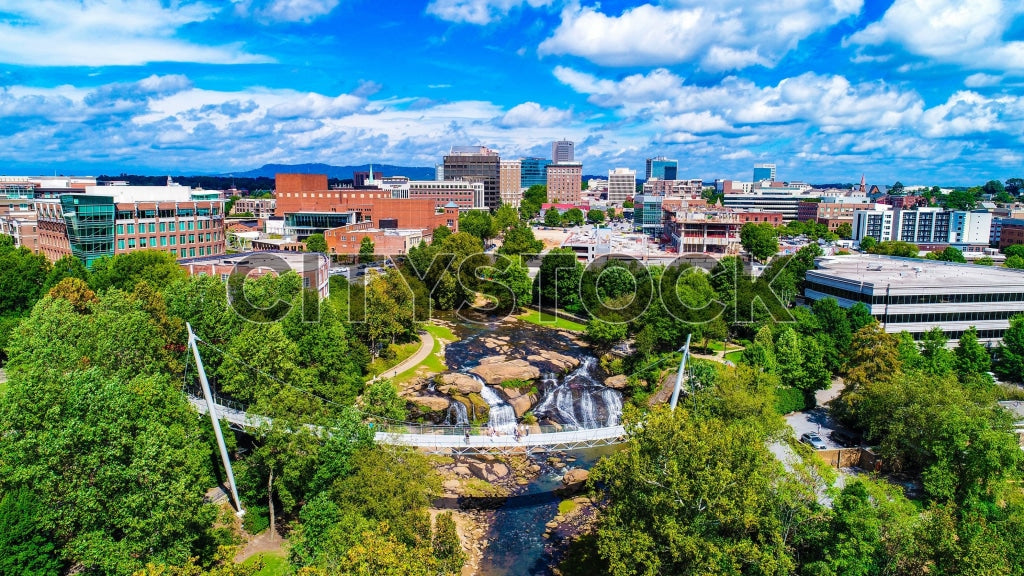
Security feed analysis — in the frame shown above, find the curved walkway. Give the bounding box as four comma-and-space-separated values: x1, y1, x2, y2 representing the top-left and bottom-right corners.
367, 330, 435, 384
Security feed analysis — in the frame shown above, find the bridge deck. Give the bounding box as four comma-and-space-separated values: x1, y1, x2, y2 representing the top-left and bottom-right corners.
189, 395, 626, 454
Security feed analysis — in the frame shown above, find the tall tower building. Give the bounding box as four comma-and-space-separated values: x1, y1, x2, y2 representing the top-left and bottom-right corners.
753, 163, 776, 183
499, 160, 523, 207
443, 146, 501, 210
551, 140, 574, 163
546, 162, 582, 204
607, 168, 636, 205
645, 156, 678, 180
520, 157, 552, 188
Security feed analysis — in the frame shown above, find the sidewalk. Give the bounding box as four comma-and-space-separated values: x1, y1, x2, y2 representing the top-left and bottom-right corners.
368, 331, 434, 384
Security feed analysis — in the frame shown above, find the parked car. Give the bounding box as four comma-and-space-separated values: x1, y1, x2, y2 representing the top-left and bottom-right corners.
828, 429, 861, 448
800, 432, 827, 450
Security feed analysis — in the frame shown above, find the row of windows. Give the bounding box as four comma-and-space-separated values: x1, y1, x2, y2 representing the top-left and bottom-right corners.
807, 281, 1024, 306
116, 207, 219, 220
117, 220, 215, 234
168, 246, 220, 258
905, 328, 1006, 341
882, 310, 1021, 324
117, 233, 218, 248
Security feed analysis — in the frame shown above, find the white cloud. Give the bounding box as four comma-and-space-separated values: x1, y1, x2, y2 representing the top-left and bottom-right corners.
965, 73, 1004, 88
497, 102, 572, 127
0, 0, 269, 66
232, 0, 341, 23
539, 0, 863, 70
426, 0, 552, 25
848, 0, 1024, 72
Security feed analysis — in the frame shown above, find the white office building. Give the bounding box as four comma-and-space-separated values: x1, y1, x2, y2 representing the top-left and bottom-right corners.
805, 254, 1024, 344
607, 168, 636, 206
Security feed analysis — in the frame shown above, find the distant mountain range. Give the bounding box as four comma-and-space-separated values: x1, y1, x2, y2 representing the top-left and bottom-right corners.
224, 163, 436, 180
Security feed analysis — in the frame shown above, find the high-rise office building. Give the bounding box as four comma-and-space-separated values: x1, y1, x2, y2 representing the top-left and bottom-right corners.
443, 146, 501, 209
520, 157, 551, 188
551, 140, 574, 163
499, 160, 523, 207
753, 163, 776, 183
546, 162, 582, 204
645, 156, 678, 180
607, 168, 636, 205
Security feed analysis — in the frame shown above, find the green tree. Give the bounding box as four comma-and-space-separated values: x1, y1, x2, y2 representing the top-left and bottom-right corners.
587, 208, 605, 224
489, 255, 532, 313
0, 243, 51, 315
0, 487, 63, 576
497, 223, 543, 257
954, 326, 991, 385
359, 237, 376, 264
775, 326, 805, 389
494, 203, 520, 233
742, 325, 778, 372
866, 241, 920, 258
533, 248, 584, 313
459, 210, 495, 241
995, 314, 1024, 382
976, 256, 994, 266
926, 246, 966, 263
1005, 177, 1024, 196
890, 181, 905, 195
544, 208, 563, 227
584, 318, 627, 349
739, 222, 779, 263
433, 512, 465, 575
306, 233, 327, 253
920, 327, 955, 377
983, 179, 1006, 196
1006, 255, 1024, 269
363, 378, 407, 421
812, 298, 852, 372
41, 254, 90, 293
563, 207, 585, 226
584, 406, 810, 576
858, 236, 877, 251
943, 189, 979, 211
89, 250, 184, 293
431, 225, 451, 245
1004, 244, 1024, 258
835, 221, 853, 239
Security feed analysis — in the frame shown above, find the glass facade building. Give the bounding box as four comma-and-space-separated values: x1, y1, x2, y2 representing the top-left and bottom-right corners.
60, 194, 115, 267
633, 194, 664, 236
520, 158, 551, 188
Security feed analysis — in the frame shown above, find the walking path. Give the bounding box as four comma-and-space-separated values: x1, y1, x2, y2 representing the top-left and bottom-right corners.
368, 330, 434, 383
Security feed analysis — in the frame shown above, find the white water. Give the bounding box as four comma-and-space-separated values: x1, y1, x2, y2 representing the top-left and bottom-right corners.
479, 383, 518, 434
447, 400, 469, 426
601, 388, 623, 426
533, 357, 623, 429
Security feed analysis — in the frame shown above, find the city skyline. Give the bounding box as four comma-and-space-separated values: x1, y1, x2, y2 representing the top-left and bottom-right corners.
0, 0, 1022, 184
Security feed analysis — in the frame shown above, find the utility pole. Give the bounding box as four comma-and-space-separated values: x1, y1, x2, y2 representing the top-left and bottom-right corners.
187, 323, 245, 516
669, 333, 692, 411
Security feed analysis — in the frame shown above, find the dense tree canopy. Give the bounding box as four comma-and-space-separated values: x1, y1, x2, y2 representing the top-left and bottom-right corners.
739, 222, 779, 263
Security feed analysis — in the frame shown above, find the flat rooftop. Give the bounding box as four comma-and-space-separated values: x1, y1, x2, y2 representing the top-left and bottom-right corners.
809, 254, 1024, 289
179, 250, 326, 272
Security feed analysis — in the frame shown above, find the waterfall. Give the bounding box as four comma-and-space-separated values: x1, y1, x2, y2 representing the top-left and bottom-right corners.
446, 400, 469, 426
601, 388, 623, 426
479, 384, 518, 434
577, 389, 598, 428
533, 356, 624, 430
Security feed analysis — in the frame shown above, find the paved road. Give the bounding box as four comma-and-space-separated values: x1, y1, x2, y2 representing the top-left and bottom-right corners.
368, 330, 435, 384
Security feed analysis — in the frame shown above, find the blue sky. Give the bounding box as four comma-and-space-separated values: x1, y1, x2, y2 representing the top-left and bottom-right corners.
0, 0, 1022, 184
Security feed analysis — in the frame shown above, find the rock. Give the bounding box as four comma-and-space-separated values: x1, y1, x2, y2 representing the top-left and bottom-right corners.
478, 355, 508, 365
528, 464, 541, 473
498, 386, 536, 418
438, 373, 483, 395
409, 395, 449, 412
468, 461, 510, 482
562, 468, 590, 486
443, 479, 461, 491
554, 515, 565, 523
516, 478, 529, 485
604, 375, 629, 390
453, 465, 471, 477
553, 462, 566, 469
528, 350, 581, 372
470, 358, 540, 385
545, 521, 559, 529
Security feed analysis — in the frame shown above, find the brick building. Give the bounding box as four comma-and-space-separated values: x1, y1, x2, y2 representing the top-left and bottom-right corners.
546, 162, 582, 204
323, 221, 429, 256
179, 251, 330, 299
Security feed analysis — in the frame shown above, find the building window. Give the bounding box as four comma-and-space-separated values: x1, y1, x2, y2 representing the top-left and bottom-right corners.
118, 239, 125, 250
160, 236, 167, 247
127, 224, 135, 234
171, 249, 177, 256
189, 234, 195, 243
150, 236, 156, 246
160, 222, 166, 232
199, 246, 204, 256
169, 236, 176, 245
139, 238, 147, 247
148, 223, 155, 233
117, 224, 124, 234
128, 239, 136, 248
169, 222, 176, 232
180, 235, 186, 244
189, 248, 195, 257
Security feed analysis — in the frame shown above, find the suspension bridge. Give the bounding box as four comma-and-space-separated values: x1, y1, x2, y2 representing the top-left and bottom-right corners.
185, 324, 692, 514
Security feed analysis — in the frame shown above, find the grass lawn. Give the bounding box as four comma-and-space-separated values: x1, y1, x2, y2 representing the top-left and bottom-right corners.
394, 323, 457, 385
518, 310, 586, 332
366, 340, 421, 381
724, 350, 745, 365
239, 551, 289, 576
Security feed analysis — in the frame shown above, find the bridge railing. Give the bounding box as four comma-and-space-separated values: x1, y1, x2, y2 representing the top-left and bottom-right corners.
369, 421, 611, 437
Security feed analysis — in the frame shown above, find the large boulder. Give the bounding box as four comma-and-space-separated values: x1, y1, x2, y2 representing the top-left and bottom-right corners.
471, 358, 540, 385
437, 373, 483, 395
410, 396, 450, 412
499, 386, 536, 418
562, 468, 589, 486
604, 375, 629, 390
468, 460, 510, 482
528, 350, 580, 372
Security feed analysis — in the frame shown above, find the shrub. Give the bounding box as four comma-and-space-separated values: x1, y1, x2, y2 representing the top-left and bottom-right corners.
774, 387, 806, 414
